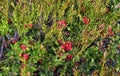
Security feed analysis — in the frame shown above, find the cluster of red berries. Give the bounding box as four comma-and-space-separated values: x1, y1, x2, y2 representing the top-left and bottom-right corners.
20, 53, 29, 61
58, 39, 72, 51
19, 44, 42, 64
57, 20, 67, 28
20, 44, 29, 60
61, 41, 72, 51
58, 39, 73, 60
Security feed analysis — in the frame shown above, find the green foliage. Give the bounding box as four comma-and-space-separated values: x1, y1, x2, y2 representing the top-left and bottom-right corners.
0, 0, 120, 76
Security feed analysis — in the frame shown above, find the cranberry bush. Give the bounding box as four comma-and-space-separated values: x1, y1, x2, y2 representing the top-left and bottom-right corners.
0, 0, 120, 76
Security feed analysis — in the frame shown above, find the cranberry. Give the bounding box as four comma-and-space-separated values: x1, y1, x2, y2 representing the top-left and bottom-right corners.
20, 44, 28, 51
58, 39, 63, 45
38, 59, 42, 64
22, 53, 29, 60
108, 26, 112, 32
66, 54, 73, 60
82, 16, 90, 25
61, 41, 72, 51
7, 19, 12, 23
57, 20, 67, 28
75, 62, 79, 66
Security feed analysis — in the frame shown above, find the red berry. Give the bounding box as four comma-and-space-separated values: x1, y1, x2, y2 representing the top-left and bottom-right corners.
61, 44, 65, 50
61, 41, 72, 51
66, 54, 72, 60
20, 44, 28, 51
7, 19, 12, 23
28, 23, 33, 27
109, 31, 114, 36
108, 26, 112, 32
58, 39, 63, 45
38, 59, 42, 64
82, 16, 90, 25
57, 20, 67, 28
22, 53, 29, 60
75, 62, 79, 66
